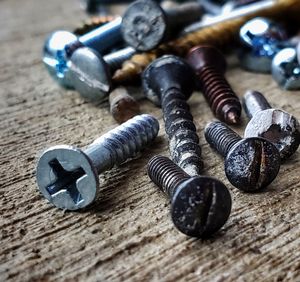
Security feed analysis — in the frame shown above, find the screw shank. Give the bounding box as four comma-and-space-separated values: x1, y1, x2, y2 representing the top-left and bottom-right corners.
104, 47, 136, 72
243, 90, 271, 118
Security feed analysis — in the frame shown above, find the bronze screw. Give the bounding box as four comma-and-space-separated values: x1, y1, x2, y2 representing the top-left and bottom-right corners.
187, 46, 241, 124
109, 87, 140, 124
74, 16, 116, 35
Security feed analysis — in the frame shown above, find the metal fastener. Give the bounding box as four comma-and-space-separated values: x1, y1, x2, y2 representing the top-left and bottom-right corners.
74, 16, 116, 35
143, 55, 203, 176
147, 155, 232, 238
122, 0, 203, 51
204, 121, 281, 192
109, 87, 140, 123
43, 17, 122, 88
243, 90, 300, 160
36, 114, 159, 210
187, 45, 242, 124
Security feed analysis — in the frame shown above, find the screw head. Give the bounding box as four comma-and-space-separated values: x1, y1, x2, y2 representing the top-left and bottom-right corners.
43, 31, 78, 89
36, 145, 99, 210
122, 0, 167, 51
171, 176, 232, 238
272, 47, 300, 90
69, 47, 112, 102
225, 137, 280, 192
142, 55, 195, 106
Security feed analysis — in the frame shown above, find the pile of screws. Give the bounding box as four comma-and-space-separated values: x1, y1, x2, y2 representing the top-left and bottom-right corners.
37, 0, 300, 238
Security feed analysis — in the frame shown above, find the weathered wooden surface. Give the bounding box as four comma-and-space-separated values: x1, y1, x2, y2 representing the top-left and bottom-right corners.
1, 0, 300, 281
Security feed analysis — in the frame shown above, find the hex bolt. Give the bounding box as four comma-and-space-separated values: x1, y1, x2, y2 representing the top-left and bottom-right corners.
68, 46, 136, 101
147, 155, 232, 238
187, 45, 242, 124
204, 121, 281, 192
243, 90, 300, 160
122, 0, 203, 51
43, 17, 122, 88
109, 87, 140, 124
36, 114, 159, 210
143, 55, 203, 176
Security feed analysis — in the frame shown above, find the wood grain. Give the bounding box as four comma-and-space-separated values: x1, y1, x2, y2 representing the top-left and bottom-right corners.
0, 0, 300, 281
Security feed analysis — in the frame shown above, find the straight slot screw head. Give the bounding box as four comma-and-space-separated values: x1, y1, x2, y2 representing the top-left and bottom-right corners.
205, 121, 281, 192
147, 155, 232, 238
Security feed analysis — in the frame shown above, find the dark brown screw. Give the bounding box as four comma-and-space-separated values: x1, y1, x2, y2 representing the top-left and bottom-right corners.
204, 121, 281, 192
187, 45, 242, 125
243, 90, 300, 161
109, 87, 140, 124
143, 55, 203, 176
147, 155, 232, 238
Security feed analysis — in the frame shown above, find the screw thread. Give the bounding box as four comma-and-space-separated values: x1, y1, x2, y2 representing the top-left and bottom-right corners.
85, 114, 159, 173
204, 121, 242, 157
197, 66, 241, 124
161, 87, 203, 176
104, 47, 136, 72
74, 16, 116, 35
243, 90, 271, 119
147, 155, 190, 198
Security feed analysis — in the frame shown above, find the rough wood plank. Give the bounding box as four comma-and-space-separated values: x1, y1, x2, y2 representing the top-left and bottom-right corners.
0, 0, 300, 281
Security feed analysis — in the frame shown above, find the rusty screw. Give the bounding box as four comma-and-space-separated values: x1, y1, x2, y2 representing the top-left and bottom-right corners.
147, 155, 232, 238
243, 90, 300, 160
109, 87, 140, 124
187, 46, 242, 124
204, 121, 281, 192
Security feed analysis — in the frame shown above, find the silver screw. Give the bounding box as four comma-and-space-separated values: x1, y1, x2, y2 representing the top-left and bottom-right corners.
68, 46, 136, 101
36, 114, 159, 210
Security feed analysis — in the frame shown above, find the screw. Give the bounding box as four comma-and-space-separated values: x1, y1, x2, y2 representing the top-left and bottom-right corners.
243, 90, 300, 160
36, 114, 159, 210
147, 155, 232, 238
43, 17, 122, 88
68, 46, 136, 101
204, 121, 281, 192
187, 45, 241, 124
143, 55, 203, 176
121, 0, 203, 51
74, 16, 116, 35
109, 87, 140, 124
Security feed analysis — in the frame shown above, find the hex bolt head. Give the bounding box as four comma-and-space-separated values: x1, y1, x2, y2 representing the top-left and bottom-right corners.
272, 47, 300, 90
205, 121, 281, 192
147, 155, 232, 238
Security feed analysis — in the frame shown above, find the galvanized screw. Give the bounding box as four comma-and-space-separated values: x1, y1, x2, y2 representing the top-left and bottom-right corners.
243, 90, 300, 160
122, 0, 203, 51
36, 114, 159, 210
187, 45, 242, 125
147, 155, 232, 238
143, 55, 203, 176
43, 17, 122, 88
68, 46, 136, 101
205, 121, 281, 192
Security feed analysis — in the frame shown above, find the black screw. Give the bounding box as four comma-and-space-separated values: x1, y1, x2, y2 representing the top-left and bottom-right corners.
143, 55, 203, 176
147, 155, 232, 238
204, 121, 281, 192
243, 90, 300, 160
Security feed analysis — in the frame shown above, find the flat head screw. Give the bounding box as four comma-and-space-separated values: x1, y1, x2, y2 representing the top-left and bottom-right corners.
187, 46, 242, 125
121, 0, 202, 51
243, 90, 300, 160
147, 155, 232, 238
204, 121, 281, 192
43, 17, 122, 88
36, 114, 159, 210
143, 55, 203, 176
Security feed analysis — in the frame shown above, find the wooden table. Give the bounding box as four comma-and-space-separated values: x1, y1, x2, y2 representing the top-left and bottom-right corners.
1, 0, 300, 280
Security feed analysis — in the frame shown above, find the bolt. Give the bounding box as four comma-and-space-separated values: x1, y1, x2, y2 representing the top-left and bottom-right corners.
187, 45, 241, 124
43, 17, 122, 88
68, 46, 136, 101
143, 55, 203, 176
122, 0, 203, 51
147, 155, 232, 238
272, 47, 300, 90
109, 87, 140, 124
36, 114, 159, 210
204, 121, 281, 192
243, 90, 300, 160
